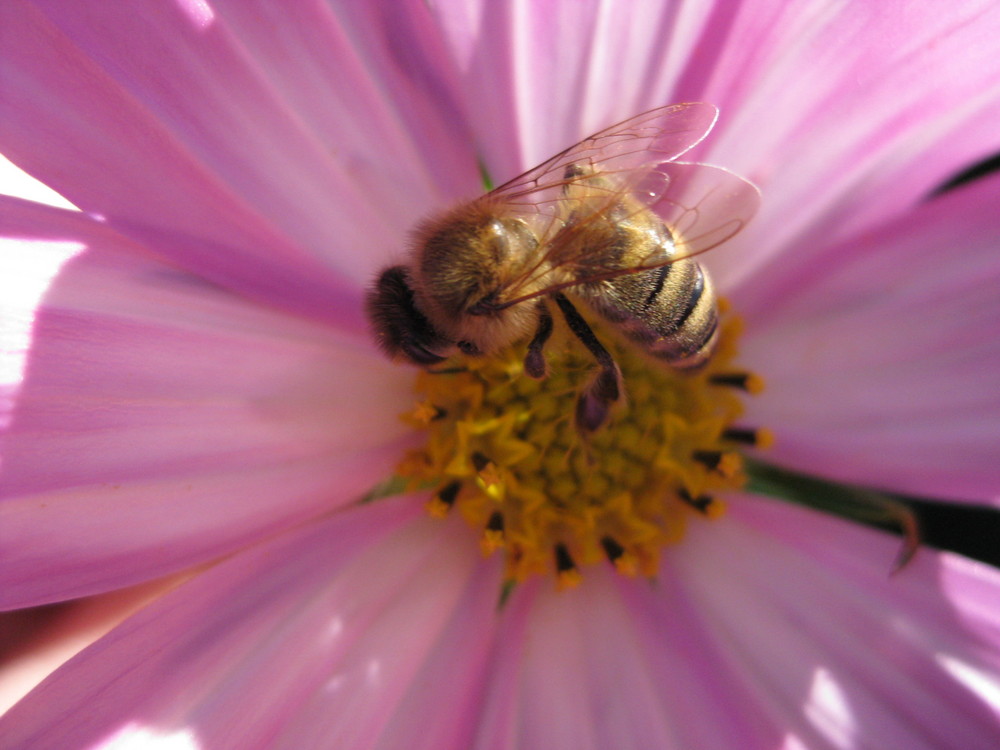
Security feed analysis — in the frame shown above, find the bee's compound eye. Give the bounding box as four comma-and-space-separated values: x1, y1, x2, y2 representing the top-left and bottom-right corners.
457, 340, 482, 356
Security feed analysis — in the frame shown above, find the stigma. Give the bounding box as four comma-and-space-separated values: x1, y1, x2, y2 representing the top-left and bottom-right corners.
397, 304, 764, 587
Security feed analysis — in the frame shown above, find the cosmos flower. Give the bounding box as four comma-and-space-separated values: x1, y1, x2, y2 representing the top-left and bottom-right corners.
3, 1, 1000, 748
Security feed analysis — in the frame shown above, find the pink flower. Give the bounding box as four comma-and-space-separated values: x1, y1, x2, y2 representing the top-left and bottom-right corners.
3, 1, 1000, 748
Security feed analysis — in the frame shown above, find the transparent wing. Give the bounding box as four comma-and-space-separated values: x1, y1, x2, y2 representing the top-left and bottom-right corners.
479, 104, 759, 308
644, 161, 761, 264
489, 102, 720, 223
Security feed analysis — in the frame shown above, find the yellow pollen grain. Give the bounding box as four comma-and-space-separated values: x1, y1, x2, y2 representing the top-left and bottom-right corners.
481, 529, 505, 555
613, 552, 640, 577
716, 452, 743, 479
754, 427, 776, 450
557, 568, 583, 591
406, 400, 441, 427
744, 373, 766, 395
425, 496, 452, 519
476, 461, 502, 488
705, 498, 727, 520
397, 303, 762, 585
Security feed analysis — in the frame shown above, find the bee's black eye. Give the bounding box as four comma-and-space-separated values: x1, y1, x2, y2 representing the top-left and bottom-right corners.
457, 340, 482, 355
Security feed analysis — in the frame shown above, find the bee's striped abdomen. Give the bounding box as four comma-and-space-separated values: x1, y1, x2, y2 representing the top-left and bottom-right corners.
583, 255, 719, 370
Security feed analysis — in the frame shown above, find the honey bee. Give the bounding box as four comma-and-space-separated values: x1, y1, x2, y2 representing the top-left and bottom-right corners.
367, 102, 760, 432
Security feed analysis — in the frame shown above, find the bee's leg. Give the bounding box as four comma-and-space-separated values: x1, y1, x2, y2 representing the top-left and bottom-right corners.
523, 302, 554, 379
553, 293, 621, 433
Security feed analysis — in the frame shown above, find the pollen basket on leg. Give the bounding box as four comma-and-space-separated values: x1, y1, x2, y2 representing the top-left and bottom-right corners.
396, 304, 761, 585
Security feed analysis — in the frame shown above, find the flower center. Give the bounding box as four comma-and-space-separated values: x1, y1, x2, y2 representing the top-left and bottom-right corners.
397, 301, 766, 588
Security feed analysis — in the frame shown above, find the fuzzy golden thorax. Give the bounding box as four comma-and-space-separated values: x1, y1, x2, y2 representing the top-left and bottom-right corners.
411, 201, 548, 354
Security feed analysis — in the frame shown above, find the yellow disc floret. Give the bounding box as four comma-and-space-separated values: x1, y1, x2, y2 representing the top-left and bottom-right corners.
397, 302, 763, 586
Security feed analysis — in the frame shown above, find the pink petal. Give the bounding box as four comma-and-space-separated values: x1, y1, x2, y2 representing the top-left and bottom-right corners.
472, 573, 775, 749
689, 0, 1000, 290
0, 1, 480, 321
1, 198, 414, 608
0, 498, 500, 750
740, 175, 1000, 503
666, 494, 1000, 749
0, 577, 180, 715
427, 1, 719, 180
470, 496, 1000, 749
427, 1, 1000, 282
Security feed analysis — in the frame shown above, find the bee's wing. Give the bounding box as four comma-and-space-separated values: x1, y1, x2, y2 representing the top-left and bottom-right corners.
640, 160, 761, 264
486, 105, 759, 307
489, 102, 720, 219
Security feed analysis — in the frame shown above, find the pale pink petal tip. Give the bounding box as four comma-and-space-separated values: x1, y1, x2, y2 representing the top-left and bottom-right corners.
0, 500, 504, 749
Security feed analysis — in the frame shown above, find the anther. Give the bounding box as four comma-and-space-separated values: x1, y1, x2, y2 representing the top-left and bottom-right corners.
600, 535, 639, 575
426, 480, 461, 518
487, 511, 505, 533
554, 543, 582, 589
722, 427, 774, 449
679, 488, 715, 514
692, 450, 742, 477
407, 400, 447, 426
481, 511, 505, 555
601, 535, 625, 562
709, 372, 764, 394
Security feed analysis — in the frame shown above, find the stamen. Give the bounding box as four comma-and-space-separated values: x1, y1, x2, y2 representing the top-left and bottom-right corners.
692, 450, 742, 477
481, 511, 505, 555
600, 535, 626, 561
555, 544, 582, 590
722, 427, 775, 449
600, 536, 639, 576
710, 371, 765, 394
407, 400, 446, 426
426, 480, 461, 518
678, 488, 724, 518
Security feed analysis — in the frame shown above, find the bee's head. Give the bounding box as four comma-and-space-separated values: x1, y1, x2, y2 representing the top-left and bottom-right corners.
407, 206, 540, 354
367, 205, 543, 366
